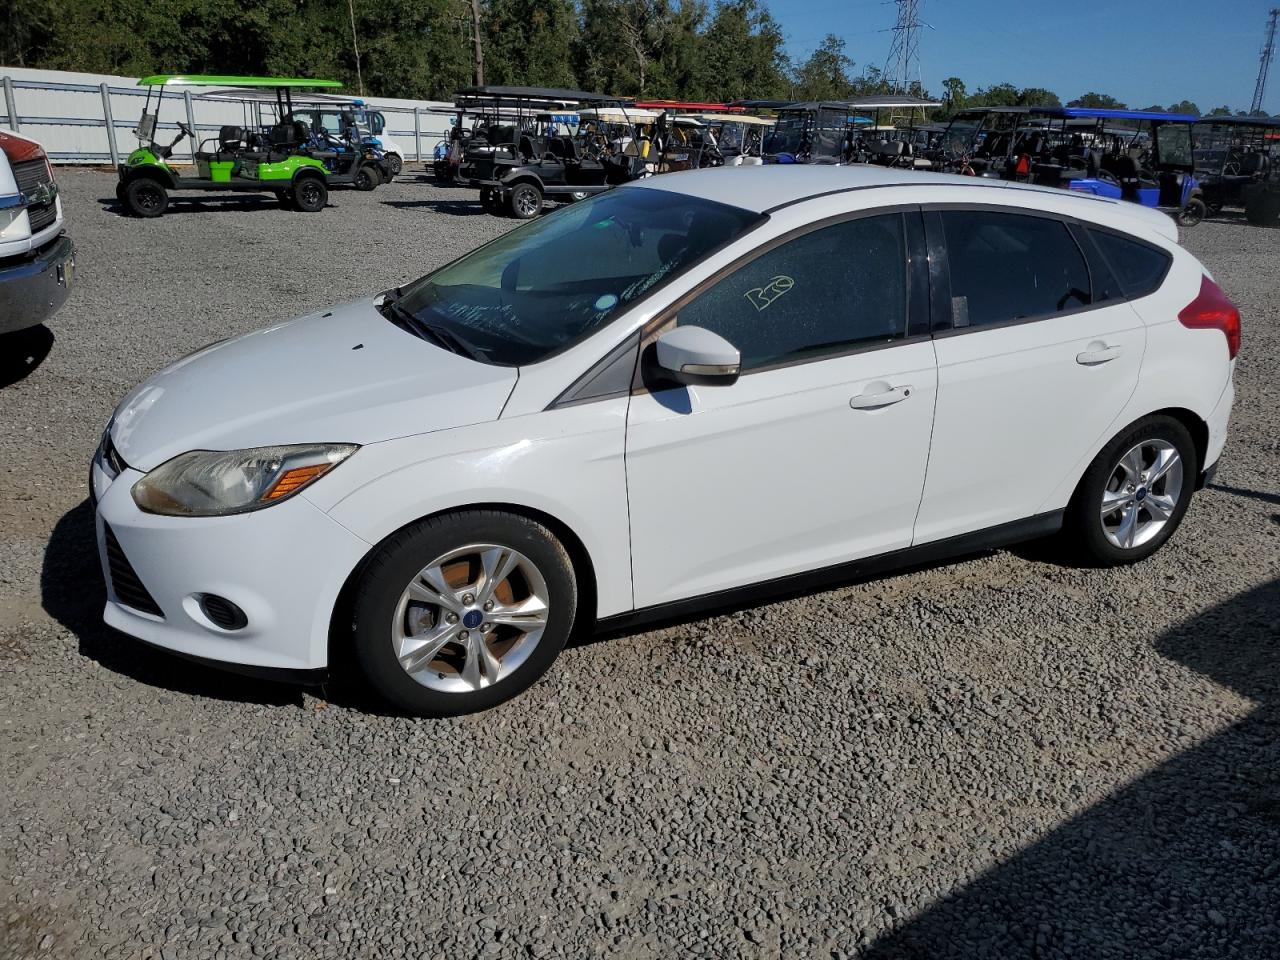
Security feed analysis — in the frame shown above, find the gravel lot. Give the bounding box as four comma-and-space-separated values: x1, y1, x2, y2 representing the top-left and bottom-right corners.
1, 168, 1278, 960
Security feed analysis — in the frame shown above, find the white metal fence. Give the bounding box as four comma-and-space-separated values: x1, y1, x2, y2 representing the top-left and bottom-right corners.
0, 67, 457, 165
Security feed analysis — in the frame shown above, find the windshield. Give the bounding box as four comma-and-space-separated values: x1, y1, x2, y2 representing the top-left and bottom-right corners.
765, 113, 806, 155
939, 118, 981, 158
390, 188, 762, 366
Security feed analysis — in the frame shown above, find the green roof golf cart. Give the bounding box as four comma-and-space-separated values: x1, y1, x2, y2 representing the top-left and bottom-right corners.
116, 75, 361, 217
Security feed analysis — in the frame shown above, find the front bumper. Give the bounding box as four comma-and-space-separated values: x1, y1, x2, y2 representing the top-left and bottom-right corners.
0, 233, 74, 334
90, 450, 372, 673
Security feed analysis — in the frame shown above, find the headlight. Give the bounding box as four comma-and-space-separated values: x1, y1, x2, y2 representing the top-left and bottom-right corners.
131, 443, 358, 517
0, 205, 29, 241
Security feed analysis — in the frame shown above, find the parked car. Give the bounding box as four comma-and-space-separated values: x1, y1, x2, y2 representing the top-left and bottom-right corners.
91, 167, 1237, 716
0, 128, 74, 336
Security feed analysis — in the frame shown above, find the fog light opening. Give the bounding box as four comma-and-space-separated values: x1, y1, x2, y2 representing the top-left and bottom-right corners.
197, 594, 248, 631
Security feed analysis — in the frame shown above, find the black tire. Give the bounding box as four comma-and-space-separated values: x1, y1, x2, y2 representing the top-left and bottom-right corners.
508, 182, 543, 219
354, 166, 379, 191
1061, 415, 1198, 567
125, 177, 168, 218
1177, 197, 1206, 227
292, 176, 328, 213
350, 510, 578, 716
386, 153, 403, 177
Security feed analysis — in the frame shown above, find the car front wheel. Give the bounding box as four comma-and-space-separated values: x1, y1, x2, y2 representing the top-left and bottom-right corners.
1064, 415, 1198, 566
350, 510, 578, 716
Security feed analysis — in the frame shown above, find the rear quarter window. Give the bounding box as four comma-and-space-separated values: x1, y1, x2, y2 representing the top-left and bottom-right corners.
1087, 229, 1172, 300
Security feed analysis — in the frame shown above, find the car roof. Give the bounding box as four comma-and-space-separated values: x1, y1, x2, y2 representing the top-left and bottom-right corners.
624, 165, 1179, 241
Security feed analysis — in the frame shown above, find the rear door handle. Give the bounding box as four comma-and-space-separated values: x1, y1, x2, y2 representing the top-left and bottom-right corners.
849, 384, 912, 410
1076, 342, 1124, 366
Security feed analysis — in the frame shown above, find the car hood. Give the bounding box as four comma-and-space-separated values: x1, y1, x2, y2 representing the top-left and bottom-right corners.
109, 296, 518, 472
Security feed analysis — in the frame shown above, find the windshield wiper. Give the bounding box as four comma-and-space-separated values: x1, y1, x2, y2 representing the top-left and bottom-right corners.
378, 294, 480, 360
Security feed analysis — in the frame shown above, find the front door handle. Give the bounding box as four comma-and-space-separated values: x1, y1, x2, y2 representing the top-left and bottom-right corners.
1076, 342, 1124, 366
849, 384, 912, 410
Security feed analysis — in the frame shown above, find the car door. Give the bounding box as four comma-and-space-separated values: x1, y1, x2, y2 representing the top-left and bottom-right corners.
625, 210, 939, 609
912, 207, 1147, 544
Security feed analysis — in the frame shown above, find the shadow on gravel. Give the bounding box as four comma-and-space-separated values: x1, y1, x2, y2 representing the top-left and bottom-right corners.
97, 196, 286, 216
863, 576, 1280, 960
41, 500, 303, 708
1211, 483, 1280, 507
381, 199, 486, 217
0, 325, 54, 388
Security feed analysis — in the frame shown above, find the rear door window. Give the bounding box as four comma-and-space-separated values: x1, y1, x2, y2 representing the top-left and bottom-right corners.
1087, 228, 1172, 300
940, 210, 1092, 329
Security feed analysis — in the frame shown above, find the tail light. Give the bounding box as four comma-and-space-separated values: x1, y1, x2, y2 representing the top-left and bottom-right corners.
1178, 274, 1241, 360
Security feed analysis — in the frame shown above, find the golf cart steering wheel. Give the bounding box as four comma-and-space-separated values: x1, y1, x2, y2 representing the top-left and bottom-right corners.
1097, 169, 1120, 186
176, 121, 194, 140
1223, 160, 1241, 176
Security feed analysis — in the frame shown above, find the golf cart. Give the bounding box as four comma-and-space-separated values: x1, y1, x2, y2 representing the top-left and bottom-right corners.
201, 86, 395, 190
116, 75, 381, 216
845, 95, 942, 168
934, 106, 1034, 176
1036, 108, 1206, 226
694, 114, 772, 165
753, 101, 872, 164
443, 87, 581, 187
1192, 115, 1280, 225
465, 89, 650, 218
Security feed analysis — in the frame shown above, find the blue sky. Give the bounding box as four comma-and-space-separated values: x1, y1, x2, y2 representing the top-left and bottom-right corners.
767, 0, 1276, 113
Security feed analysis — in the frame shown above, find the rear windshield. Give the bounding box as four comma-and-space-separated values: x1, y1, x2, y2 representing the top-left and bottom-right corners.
391, 188, 761, 365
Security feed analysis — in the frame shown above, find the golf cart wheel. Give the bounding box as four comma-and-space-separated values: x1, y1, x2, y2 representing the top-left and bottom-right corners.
569, 191, 589, 202
125, 178, 168, 218
354, 166, 380, 191
1177, 198, 1206, 228
508, 183, 542, 219
387, 153, 403, 177
293, 177, 328, 213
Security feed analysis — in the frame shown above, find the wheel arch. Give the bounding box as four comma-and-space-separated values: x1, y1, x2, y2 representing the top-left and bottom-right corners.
326, 501, 599, 670
291, 166, 327, 185
122, 165, 177, 190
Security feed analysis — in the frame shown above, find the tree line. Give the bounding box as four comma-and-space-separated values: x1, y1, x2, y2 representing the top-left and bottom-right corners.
3, 0, 1266, 116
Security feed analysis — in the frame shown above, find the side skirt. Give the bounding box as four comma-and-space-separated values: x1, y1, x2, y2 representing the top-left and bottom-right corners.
596, 510, 1064, 635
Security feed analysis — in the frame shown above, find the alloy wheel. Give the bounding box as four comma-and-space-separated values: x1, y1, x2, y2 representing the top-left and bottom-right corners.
390, 543, 550, 693
1099, 439, 1184, 550
515, 189, 540, 217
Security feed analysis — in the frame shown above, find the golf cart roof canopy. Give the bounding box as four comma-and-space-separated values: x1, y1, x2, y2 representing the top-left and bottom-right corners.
201, 88, 359, 104
697, 113, 773, 125
455, 85, 608, 106
846, 95, 943, 110
955, 106, 1034, 116
1192, 114, 1280, 129
137, 75, 342, 89
578, 107, 660, 122
1036, 106, 1197, 123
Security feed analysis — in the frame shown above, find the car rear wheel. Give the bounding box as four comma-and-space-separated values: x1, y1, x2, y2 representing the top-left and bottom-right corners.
351, 510, 578, 716
1063, 415, 1197, 566
125, 178, 168, 218
292, 177, 328, 213
386, 153, 403, 177
508, 183, 543, 219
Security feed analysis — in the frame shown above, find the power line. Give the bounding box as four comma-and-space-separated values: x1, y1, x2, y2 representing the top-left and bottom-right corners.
883, 0, 925, 94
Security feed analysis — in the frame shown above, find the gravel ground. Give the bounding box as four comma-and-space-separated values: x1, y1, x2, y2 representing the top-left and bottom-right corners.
1, 168, 1277, 960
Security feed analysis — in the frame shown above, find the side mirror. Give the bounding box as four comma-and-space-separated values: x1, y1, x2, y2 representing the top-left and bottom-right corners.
653, 326, 741, 386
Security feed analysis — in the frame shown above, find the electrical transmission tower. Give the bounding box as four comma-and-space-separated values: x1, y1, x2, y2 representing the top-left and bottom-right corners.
1252, 8, 1279, 115
883, 0, 925, 97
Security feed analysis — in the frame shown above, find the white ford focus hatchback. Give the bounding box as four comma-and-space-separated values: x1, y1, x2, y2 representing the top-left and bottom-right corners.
91, 166, 1238, 715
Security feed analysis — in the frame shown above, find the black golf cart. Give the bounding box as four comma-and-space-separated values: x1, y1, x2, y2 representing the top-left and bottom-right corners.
461, 87, 649, 219
749, 101, 865, 164
1192, 116, 1280, 225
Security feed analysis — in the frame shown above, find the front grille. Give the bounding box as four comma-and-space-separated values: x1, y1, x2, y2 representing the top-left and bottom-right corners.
102, 434, 127, 477
11, 158, 51, 194
103, 524, 164, 617
199, 594, 247, 631
12, 158, 56, 232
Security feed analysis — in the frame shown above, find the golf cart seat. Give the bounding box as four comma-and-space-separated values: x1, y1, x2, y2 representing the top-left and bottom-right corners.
269, 119, 309, 149
518, 134, 548, 162
1242, 152, 1267, 176
549, 137, 579, 162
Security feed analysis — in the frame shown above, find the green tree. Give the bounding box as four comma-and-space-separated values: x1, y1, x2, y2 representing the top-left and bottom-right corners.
1016, 87, 1060, 107
1067, 91, 1126, 109
790, 33, 855, 101
942, 76, 967, 109
1167, 99, 1200, 115
1205, 104, 1233, 116
691, 0, 788, 101
485, 0, 579, 88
